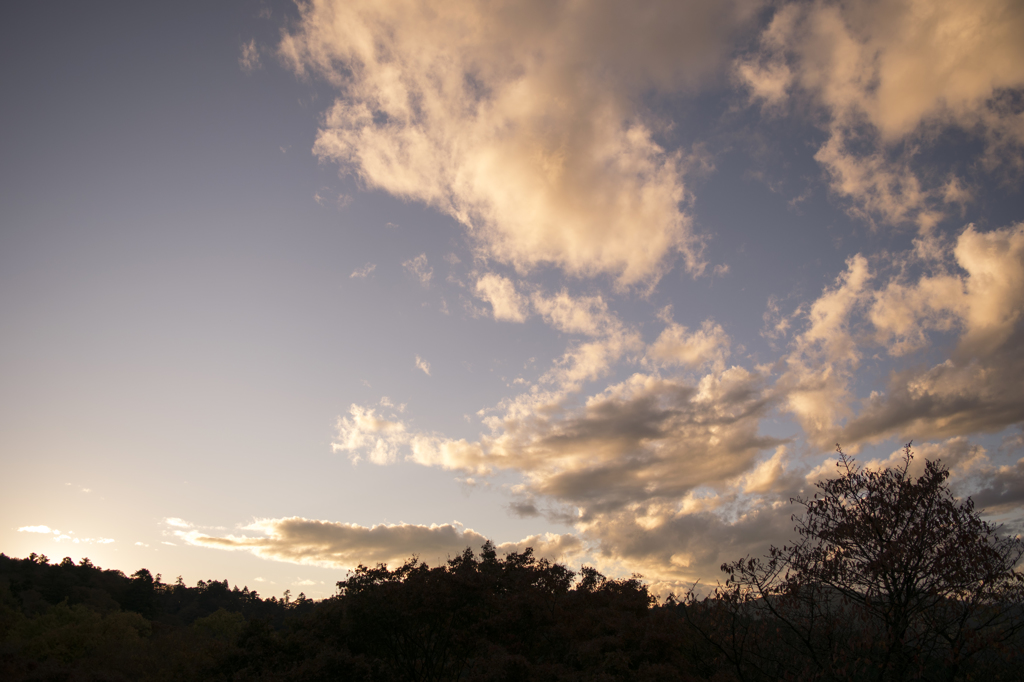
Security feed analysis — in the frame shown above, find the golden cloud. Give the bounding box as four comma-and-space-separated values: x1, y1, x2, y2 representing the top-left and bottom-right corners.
281, 0, 759, 285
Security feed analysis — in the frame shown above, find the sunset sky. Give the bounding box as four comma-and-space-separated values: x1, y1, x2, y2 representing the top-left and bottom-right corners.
3, 0, 1023, 598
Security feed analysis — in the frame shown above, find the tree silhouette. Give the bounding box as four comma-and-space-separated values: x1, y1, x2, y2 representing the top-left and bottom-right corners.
687, 443, 1024, 681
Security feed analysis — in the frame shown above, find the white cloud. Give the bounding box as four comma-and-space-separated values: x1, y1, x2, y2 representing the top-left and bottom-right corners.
735, 59, 791, 107
539, 330, 643, 392
739, 446, 793, 495
775, 222, 1024, 448
280, 0, 759, 285
778, 254, 872, 445
473, 281, 642, 389
402, 253, 433, 286
415, 355, 431, 376
761, 295, 792, 341
474, 274, 528, 322
743, 0, 1024, 227
333, 401, 408, 465
863, 438, 987, 482
645, 319, 730, 371
530, 290, 617, 337
527, 289, 642, 391
844, 225, 1024, 445
350, 262, 376, 278
18, 525, 54, 534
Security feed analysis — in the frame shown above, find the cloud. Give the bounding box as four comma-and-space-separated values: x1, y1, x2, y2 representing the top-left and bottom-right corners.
842, 346, 1024, 446
575, 436, 1019, 592
813, 133, 928, 227
472, 279, 641, 388
528, 289, 642, 390
531, 290, 617, 337
539, 330, 642, 392
280, 0, 760, 285
181, 517, 584, 569
761, 295, 792, 341
645, 319, 730, 371
859, 438, 988, 484
403, 253, 433, 286
18, 525, 112, 544
735, 59, 791, 108
839, 437, 1024, 515
239, 38, 262, 72
333, 401, 408, 465
843, 224, 1024, 445
576, 497, 799, 592
314, 190, 353, 209
972, 457, 1024, 513
742, 0, 1024, 226
778, 254, 872, 445
415, 355, 431, 376
493, 370, 780, 516
350, 262, 376, 278
739, 445, 797, 495
773, 222, 1024, 448
340, 366, 780, 521
474, 274, 528, 322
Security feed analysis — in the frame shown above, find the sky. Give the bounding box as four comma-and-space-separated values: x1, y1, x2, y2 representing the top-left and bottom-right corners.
2, 0, 1023, 599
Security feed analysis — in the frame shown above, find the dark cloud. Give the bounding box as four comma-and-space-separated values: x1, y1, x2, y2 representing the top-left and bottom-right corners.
486, 369, 783, 514
842, 330, 1024, 445
972, 459, 1024, 514
182, 517, 584, 569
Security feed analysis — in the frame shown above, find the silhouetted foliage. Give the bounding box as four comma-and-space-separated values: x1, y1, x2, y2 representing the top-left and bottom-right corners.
1, 546, 692, 681
222, 543, 692, 681
682, 443, 1024, 682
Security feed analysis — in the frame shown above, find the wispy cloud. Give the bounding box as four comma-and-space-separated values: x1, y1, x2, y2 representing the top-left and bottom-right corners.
314, 190, 353, 209
239, 38, 261, 73
403, 253, 433, 287
181, 517, 584, 569
415, 355, 431, 376
350, 262, 376, 279
18, 526, 114, 545
18, 525, 55, 534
